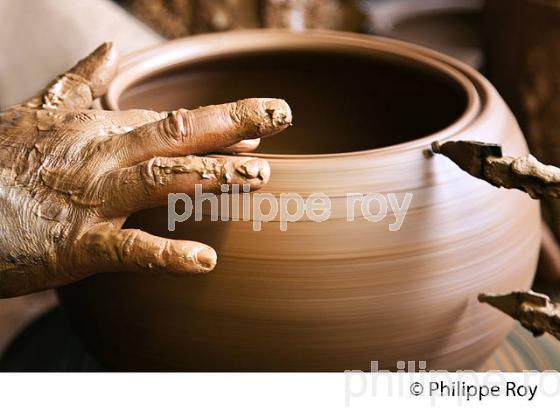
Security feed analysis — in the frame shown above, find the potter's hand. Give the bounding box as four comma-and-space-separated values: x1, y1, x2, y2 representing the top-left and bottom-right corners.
0, 43, 292, 298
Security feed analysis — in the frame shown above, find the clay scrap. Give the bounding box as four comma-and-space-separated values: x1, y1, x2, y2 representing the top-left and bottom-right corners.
432, 140, 560, 199
479, 290, 560, 341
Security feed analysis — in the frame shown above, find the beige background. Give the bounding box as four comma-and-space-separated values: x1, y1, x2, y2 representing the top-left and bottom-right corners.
0, 0, 162, 108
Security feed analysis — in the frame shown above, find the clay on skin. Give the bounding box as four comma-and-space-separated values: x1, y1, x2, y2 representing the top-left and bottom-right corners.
479, 291, 560, 341
0, 42, 292, 298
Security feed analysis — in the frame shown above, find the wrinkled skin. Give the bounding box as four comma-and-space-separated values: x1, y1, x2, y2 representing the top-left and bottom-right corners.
0, 43, 292, 298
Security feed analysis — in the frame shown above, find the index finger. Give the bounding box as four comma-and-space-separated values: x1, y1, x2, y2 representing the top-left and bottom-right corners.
103, 98, 292, 167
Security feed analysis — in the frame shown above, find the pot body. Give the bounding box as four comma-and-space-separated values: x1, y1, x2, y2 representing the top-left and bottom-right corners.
59, 31, 540, 371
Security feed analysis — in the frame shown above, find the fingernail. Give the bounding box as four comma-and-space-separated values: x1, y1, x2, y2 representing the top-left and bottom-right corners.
235, 158, 271, 182
196, 247, 217, 270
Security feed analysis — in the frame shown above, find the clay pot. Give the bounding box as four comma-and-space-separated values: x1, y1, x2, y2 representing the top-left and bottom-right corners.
365, 0, 483, 69
58, 30, 540, 371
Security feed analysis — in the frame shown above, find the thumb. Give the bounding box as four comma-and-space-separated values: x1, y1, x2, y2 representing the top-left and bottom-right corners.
23, 42, 119, 110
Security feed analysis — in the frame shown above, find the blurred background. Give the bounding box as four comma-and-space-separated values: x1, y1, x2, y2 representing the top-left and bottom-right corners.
0, 0, 559, 370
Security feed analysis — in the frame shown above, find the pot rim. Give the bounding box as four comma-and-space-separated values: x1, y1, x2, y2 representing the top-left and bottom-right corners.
104, 29, 482, 160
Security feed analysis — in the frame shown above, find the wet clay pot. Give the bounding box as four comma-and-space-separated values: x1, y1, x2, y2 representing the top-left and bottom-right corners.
58, 31, 540, 371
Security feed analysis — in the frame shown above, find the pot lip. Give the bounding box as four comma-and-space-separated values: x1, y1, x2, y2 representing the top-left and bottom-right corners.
104, 29, 483, 160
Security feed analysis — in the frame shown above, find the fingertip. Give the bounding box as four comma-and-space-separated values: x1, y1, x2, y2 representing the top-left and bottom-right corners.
262, 98, 293, 129
194, 246, 217, 272
233, 98, 293, 138
72, 42, 120, 98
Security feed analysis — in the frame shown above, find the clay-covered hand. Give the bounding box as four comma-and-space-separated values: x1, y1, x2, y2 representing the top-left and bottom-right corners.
0, 43, 292, 298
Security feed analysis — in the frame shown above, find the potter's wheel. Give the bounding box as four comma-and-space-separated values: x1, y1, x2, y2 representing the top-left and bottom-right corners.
481, 326, 560, 371
1, 307, 558, 371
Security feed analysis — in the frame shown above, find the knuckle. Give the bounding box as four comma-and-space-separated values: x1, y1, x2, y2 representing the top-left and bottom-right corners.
153, 238, 170, 267
79, 225, 134, 266
230, 102, 245, 126
64, 111, 98, 125
143, 156, 162, 188
162, 109, 189, 144
74, 227, 109, 268
42, 74, 93, 110
142, 155, 200, 189
118, 229, 140, 262
142, 156, 173, 190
